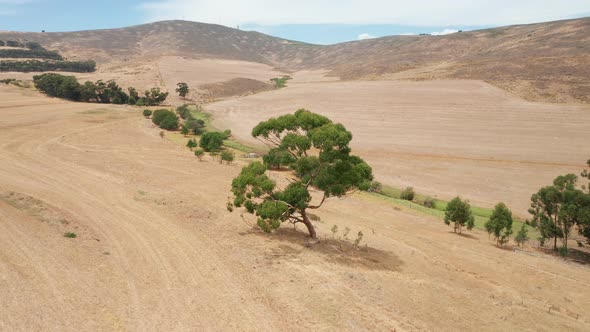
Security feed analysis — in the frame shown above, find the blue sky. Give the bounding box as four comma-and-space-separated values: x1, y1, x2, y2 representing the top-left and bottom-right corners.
1, 1, 589, 44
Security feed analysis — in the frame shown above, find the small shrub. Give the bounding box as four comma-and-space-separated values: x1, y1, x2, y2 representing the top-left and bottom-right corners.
180, 125, 189, 136
400, 187, 415, 201
422, 196, 435, 208
331, 225, 339, 239
353, 231, 364, 248
186, 138, 198, 150
194, 149, 205, 161
557, 246, 568, 257
220, 150, 235, 165
64, 232, 77, 238
515, 224, 529, 247
142, 109, 152, 117
368, 181, 383, 193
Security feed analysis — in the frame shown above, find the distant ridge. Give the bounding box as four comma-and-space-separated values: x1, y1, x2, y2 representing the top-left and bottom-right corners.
1, 17, 589, 103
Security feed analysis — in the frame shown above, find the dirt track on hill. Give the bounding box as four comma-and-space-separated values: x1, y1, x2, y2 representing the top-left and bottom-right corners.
209, 79, 590, 215
1, 85, 590, 331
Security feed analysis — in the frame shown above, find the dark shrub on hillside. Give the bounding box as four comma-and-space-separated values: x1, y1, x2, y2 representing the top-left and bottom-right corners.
422, 196, 436, 208
185, 118, 205, 135
143, 109, 152, 117
176, 105, 192, 120
400, 187, 415, 201
0, 60, 96, 73
152, 109, 175, 125
33, 73, 81, 101
159, 116, 179, 130
0, 41, 5, 47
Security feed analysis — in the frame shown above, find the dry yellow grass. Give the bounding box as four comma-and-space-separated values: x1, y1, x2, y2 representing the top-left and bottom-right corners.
1, 84, 590, 331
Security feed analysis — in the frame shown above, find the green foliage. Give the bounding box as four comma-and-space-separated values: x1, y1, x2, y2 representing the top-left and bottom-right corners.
176, 104, 192, 120
186, 138, 198, 149
194, 149, 205, 161
180, 125, 189, 136
152, 109, 178, 130
176, 82, 189, 97
270, 75, 292, 88
514, 224, 529, 247
33, 73, 164, 105
220, 150, 235, 164
529, 173, 590, 252
485, 202, 513, 246
400, 187, 415, 201
199, 132, 225, 152
143, 88, 169, 106
0, 48, 63, 60
64, 232, 77, 238
422, 196, 436, 208
231, 110, 373, 238
142, 109, 152, 117
0, 60, 96, 73
444, 197, 475, 234
263, 148, 296, 169
5, 40, 23, 47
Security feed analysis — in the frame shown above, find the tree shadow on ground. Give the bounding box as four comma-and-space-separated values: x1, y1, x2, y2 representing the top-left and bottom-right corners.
536, 247, 590, 265
241, 227, 403, 272
448, 231, 478, 240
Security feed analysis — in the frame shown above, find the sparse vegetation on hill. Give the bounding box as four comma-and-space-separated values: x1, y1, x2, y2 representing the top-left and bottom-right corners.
0, 59, 96, 73
229, 109, 373, 239
270, 75, 292, 88
33, 73, 167, 105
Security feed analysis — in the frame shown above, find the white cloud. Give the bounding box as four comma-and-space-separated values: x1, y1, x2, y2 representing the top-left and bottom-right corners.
431, 28, 459, 35
399, 32, 417, 36
138, 0, 590, 27
358, 33, 376, 40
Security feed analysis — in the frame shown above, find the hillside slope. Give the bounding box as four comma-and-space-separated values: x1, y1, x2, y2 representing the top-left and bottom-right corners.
1, 18, 589, 103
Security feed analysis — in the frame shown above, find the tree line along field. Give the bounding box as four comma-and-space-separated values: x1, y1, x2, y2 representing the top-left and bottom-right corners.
0, 40, 96, 73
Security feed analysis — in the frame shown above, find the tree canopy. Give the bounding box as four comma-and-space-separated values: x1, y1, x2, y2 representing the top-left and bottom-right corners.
444, 197, 475, 234
176, 82, 189, 98
485, 202, 513, 246
230, 109, 373, 239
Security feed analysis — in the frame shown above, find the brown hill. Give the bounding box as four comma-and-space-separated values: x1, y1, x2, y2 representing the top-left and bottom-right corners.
1, 18, 589, 103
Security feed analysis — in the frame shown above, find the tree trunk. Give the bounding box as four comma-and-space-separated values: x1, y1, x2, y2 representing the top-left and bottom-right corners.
301, 210, 317, 239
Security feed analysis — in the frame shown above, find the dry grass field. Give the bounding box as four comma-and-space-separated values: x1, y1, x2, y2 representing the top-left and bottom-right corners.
210, 79, 590, 215
1, 84, 590, 331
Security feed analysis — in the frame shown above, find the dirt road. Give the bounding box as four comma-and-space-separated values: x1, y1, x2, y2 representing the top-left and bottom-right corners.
1, 85, 589, 331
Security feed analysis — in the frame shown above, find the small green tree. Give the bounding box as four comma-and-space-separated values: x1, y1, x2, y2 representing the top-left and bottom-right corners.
220, 150, 235, 165
514, 224, 529, 247
485, 202, 513, 246
199, 132, 225, 152
444, 197, 475, 234
194, 149, 205, 161
186, 138, 198, 150
176, 82, 189, 98
142, 109, 152, 117
230, 109, 373, 239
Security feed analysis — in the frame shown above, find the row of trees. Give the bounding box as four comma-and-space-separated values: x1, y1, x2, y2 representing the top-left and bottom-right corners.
443, 161, 590, 254
0, 60, 96, 73
33, 73, 168, 106
0, 48, 63, 60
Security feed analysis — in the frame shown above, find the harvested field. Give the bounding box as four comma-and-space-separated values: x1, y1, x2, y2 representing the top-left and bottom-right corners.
1, 84, 590, 331
209, 79, 590, 215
